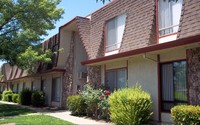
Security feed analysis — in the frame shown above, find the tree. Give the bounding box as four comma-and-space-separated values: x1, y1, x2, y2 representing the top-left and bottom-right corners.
0, 0, 64, 63
17, 46, 52, 74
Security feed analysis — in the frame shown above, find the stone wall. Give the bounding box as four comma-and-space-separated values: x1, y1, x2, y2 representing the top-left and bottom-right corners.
87, 66, 101, 89
62, 32, 75, 108
187, 47, 200, 105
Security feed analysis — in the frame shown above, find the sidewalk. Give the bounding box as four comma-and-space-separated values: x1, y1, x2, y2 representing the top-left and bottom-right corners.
0, 101, 114, 125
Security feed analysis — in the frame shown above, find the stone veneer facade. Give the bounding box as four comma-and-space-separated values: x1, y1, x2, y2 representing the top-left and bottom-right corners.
62, 32, 75, 108
87, 66, 101, 89
187, 47, 200, 105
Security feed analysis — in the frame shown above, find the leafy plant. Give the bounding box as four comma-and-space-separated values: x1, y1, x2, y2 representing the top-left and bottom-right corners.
109, 84, 153, 125
2, 89, 13, 101
98, 90, 110, 120
171, 105, 200, 125
67, 95, 86, 116
12, 94, 19, 103
80, 85, 102, 117
19, 89, 32, 105
31, 91, 45, 107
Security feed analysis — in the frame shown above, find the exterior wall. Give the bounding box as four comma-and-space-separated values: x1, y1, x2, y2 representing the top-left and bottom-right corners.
128, 55, 158, 121
57, 30, 71, 68
106, 60, 127, 70
187, 47, 200, 105
41, 72, 63, 107
73, 33, 87, 93
159, 47, 186, 62
62, 31, 75, 108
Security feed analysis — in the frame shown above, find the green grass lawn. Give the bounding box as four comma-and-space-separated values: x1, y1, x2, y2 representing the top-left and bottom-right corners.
0, 103, 34, 117
0, 115, 74, 125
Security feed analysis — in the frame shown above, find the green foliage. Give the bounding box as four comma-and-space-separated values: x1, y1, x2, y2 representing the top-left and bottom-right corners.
17, 46, 53, 74
67, 95, 86, 116
171, 105, 200, 125
0, 114, 74, 125
0, 103, 34, 117
2, 89, 13, 101
12, 94, 19, 103
0, 94, 2, 100
109, 85, 153, 125
80, 85, 102, 117
0, 0, 64, 63
98, 90, 110, 119
31, 91, 45, 107
19, 89, 32, 105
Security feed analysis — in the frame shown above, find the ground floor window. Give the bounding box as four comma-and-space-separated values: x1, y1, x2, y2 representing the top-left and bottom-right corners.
51, 78, 61, 102
105, 68, 127, 91
161, 60, 187, 111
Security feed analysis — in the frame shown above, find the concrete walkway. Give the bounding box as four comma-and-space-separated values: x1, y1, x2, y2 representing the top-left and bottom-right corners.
0, 101, 114, 125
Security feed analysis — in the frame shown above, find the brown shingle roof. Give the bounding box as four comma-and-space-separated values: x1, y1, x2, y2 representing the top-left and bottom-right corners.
178, 0, 200, 38
88, 0, 156, 59
76, 17, 90, 57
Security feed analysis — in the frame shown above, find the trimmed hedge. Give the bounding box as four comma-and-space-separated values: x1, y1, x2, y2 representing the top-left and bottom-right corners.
31, 91, 45, 107
171, 105, 200, 125
18, 89, 32, 105
67, 95, 86, 116
109, 85, 153, 125
12, 94, 19, 103
2, 90, 13, 101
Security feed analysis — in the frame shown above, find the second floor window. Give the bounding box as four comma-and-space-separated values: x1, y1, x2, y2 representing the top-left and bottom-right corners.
106, 14, 126, 52
159, 0, 183, 36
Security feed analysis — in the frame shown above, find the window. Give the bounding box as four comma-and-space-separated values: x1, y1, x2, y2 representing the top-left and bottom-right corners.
52, 78, 61, 102
158, 0, 183, 36
106, 14, 126, 52
106, 68, 127, 91
161, 61, 187, 111
41, 80, 44, 91
23, 82, 25, 90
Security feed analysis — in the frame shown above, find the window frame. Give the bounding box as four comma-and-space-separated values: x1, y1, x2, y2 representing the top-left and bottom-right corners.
105, 67, 127, 91
105, 14, 126, 53
160, 59, 188, 112
51, 77, 61, 102
158, 0, 183, 37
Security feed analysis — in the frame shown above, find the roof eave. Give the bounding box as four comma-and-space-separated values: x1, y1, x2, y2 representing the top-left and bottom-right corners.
81, 34, 200, 65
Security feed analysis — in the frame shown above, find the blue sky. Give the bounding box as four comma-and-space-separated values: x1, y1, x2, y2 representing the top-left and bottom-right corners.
45, 0, 109, 40
0, 0, 109, 67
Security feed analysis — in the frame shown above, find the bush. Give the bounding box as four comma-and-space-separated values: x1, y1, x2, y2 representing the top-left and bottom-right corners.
12, 94, 19, 103
171, 105, 200, 125
80, 85, 102, 117
0, 94, 2, 100
31, 91, 45, 107
19, 89, 32, 105
67, 95, 86, 116
109, 85, 153, 125
2, 90, 13, 101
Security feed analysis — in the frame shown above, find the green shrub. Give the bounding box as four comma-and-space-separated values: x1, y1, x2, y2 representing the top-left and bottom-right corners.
19, 89, 32, 105
0, 94, 2, 100
80, 85, 102, 117
67, 95, 86, 116
171, 105, 200, 125
109, 85, 153, 125
31, 91, 45, 107
12, 94, 19, 103
2, 90, 13, 101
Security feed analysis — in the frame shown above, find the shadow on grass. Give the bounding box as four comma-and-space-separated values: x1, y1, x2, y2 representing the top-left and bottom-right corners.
0, 103, 35, 117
